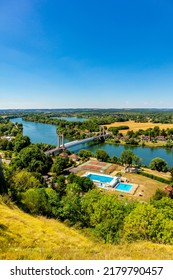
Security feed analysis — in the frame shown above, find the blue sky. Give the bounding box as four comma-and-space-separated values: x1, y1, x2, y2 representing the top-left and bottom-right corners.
1, 0, 173, 109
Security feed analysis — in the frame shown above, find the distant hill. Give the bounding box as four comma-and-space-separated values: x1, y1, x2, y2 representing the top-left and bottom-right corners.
1, 198, 173, 260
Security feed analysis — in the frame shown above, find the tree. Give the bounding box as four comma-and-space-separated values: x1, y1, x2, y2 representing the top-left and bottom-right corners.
132, 155, 142, 167
0, 139, 9, 150
153, 126, 160, 137
51, 156, 70, 174
151, 189, 167, 201
10, 145, 53, 174
45, 187, 60, 217
83, 193, 132, 243
54, 175, 66, 197
96, 149, 109, 162
78, 149, 94, 160
10, 170, 41, 202
111, 155, 118, 163
67, 173, 94, 192
22, 188, 50, 215
123, 203, 157, 242
120, 150, 134, 165
149, 157, 168, 172
80, 177, 94, 192
81, 189, 102, 227
0, 165, 7, 194
60, 188, 82, 225
13, 135, 30, 152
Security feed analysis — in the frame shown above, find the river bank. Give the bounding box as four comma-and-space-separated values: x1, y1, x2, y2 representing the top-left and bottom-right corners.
105, 138, 171, 148
10, 118, 173, 167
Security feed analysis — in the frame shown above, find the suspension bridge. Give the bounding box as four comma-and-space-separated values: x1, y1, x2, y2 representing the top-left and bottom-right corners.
45, 127, 110, 156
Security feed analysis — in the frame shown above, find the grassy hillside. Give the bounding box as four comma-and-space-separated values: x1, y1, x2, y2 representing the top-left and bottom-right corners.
1, 199, 173, 260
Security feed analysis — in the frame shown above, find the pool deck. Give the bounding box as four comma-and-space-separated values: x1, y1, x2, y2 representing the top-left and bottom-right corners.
84, 171, 139, 194
114, 183, 139, 195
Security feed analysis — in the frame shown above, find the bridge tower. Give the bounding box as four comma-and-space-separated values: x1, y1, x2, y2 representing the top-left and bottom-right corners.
57, 133, 65, 149
99, 126, 105, 135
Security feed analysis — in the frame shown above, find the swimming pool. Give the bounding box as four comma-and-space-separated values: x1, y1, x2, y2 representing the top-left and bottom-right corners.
87, 173, 113, 183
115, 183, 133, 192
85, 172, 119, 187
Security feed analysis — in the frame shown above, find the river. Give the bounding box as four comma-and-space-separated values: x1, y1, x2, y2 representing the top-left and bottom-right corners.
11, 118, 173, 166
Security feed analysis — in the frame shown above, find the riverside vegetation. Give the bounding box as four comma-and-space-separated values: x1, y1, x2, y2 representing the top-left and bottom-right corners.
9, 109, 173, 147
1, 110, 173, 259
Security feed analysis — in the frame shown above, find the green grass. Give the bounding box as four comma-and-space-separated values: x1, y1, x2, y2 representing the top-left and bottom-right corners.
1, 197, 173, 260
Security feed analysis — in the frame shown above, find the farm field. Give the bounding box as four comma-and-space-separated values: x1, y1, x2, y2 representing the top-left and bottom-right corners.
106, 120, 173, 134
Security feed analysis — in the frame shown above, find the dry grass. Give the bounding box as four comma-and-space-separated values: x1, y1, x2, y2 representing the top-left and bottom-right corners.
1, 199, 173, 259
106, 174, 166, 202
119, 173, 166, 202
142, 168, 171, 179
106, 120, 173, 134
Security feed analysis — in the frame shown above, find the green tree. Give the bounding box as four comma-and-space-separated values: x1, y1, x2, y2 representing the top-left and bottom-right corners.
54, 175, 66, 197
0, 164, 7, 194
51, 156, 70, 174
81, 189, 102, 227
79, 177, 94, 192
120, 150, 134, 165
45, 187, 60, 217
111, 155, 118, 163
22, 188, 50, 215
10, 170, 41, 201
151, 189, 167, 201
86, 194, 131, 243
0, 139, 9, 150
153, 126, 160, 137
132, 155, 142, 167
67, 173, 93, 192
13, 135, 30, 152
78, 149, 94, 160
10, 145, 53, 174
60, 188, 82, 225
149, 157, 168, 172
96, 149, 109, 162
123, 203, 157, 242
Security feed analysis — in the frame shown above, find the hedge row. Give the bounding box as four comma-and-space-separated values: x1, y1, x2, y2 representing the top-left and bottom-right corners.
139, 171, 171, 184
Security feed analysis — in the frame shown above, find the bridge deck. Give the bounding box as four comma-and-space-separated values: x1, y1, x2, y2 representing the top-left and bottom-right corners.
45, 133, 110, 155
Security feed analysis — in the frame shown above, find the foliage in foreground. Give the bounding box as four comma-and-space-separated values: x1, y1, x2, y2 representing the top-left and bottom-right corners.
1, 198, 173, 260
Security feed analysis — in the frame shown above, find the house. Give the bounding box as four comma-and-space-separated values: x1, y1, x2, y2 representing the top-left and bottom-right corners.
125, 166, 141, 173
141, 135, 150, 141
59, 152, 69, 159
141, 135, 156, 141
69, 154, 80, 162
157, 136, 166, 141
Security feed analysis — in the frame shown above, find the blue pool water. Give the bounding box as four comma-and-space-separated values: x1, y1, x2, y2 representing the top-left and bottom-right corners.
115, 183, 133, 192
86, 173, 113, 183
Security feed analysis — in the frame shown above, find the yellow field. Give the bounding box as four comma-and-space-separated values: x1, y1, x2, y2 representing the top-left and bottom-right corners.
106, 120, 173, 134
1, 198, 173, 259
